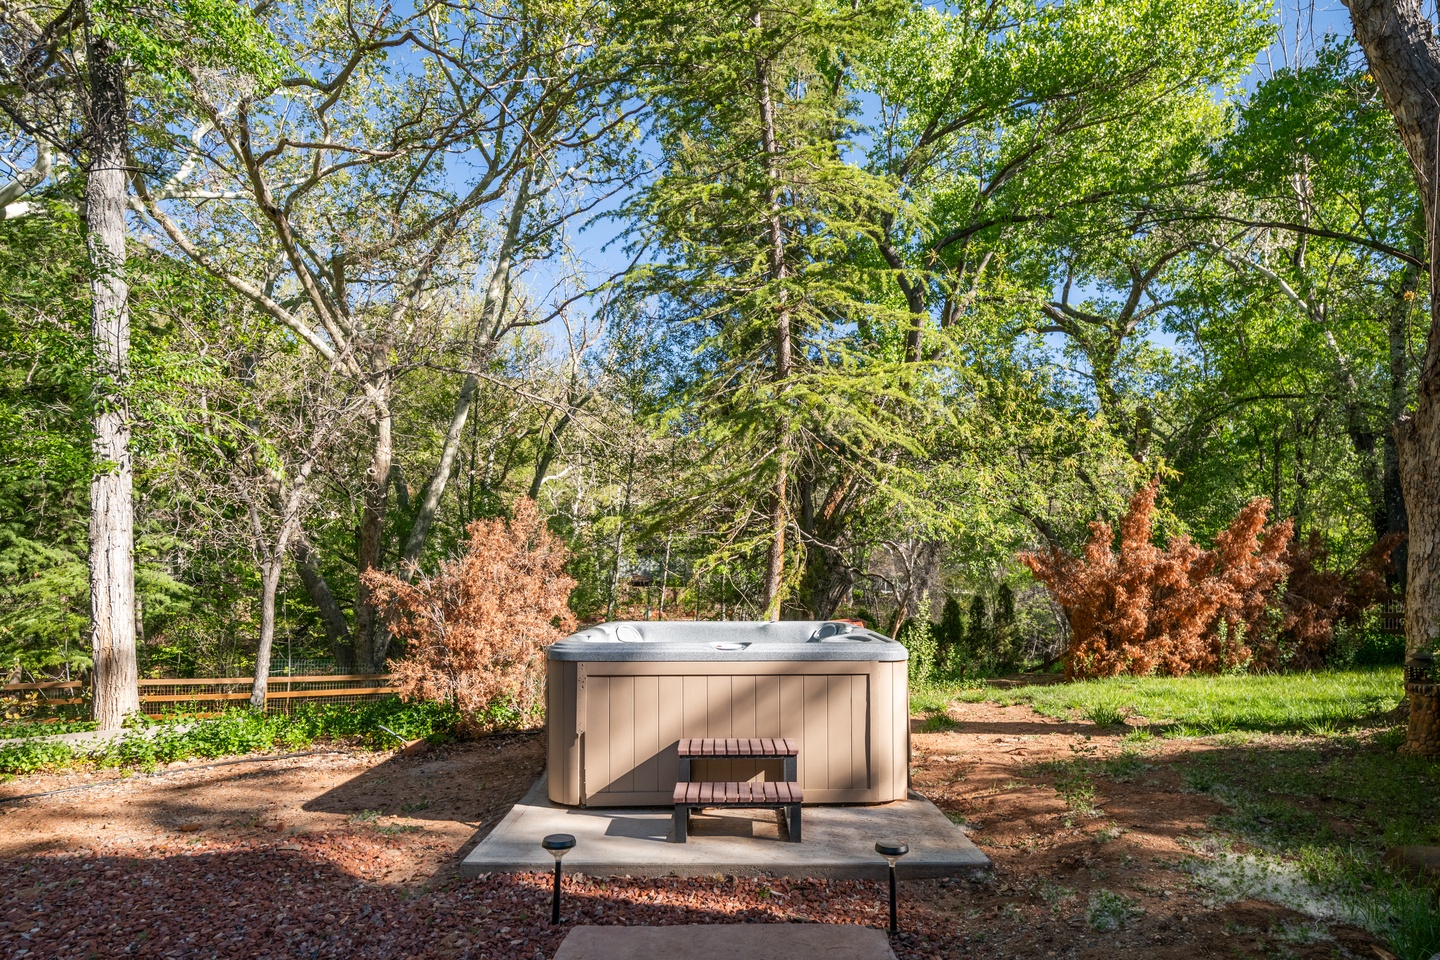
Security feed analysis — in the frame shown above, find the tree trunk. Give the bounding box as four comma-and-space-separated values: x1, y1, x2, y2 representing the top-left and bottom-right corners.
755, 33, 792, 621
1345, 0, 1440, 652
290, 533, 354, 670
1385, 258, 1421, 589
250, 554, 284, 708
84, 26, 139, 730
657, 536, 671, 619
607, 449, 636, 619
796, 541, 856, 619
527, 398, 587, 500
353, 390, 394, 672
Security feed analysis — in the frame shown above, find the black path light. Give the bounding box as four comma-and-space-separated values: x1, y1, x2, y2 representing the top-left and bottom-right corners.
875, 839, 910, 935
541, 834, 576, 924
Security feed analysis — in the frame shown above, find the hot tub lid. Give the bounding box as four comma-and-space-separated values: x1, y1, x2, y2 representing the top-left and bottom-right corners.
546, 620, 908, 662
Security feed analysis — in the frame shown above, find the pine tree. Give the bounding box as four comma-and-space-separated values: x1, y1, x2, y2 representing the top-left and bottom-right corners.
965, 594, 991, 668
936, 595, 965, 677
628, 0, 914, 618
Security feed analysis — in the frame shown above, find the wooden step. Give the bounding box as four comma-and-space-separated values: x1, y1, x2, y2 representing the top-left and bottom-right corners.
672, 780, 803, 805
677, 737, 798, 758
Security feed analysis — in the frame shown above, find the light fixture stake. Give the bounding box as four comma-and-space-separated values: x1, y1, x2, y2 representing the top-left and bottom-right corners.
541, 834, 576, 925
875, 840, 910, 934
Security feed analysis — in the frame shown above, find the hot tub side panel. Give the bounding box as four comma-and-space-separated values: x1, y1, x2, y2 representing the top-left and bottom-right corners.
546, 659, 581, 805
547, 659, 909, 806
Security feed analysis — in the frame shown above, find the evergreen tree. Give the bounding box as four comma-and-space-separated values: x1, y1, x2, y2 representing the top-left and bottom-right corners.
935, 595, 965, 677
993, 583, 1020, 671
628, 0, 917, 618
964, 594, 991, 668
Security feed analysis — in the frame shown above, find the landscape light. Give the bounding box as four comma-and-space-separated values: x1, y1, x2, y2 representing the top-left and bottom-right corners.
541, 833, 576, 925
874, 839, 910, 935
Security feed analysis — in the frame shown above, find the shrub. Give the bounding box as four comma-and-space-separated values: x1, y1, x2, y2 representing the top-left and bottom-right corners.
1019, 479, 1294, 678
364, 498, 576, 734
1275, 532, 1401, 668
898, 619, 939, 684
934, 597, 964, 676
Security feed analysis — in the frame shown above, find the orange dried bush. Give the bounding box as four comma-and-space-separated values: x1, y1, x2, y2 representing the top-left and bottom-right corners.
1019, 480, 1294, 678
1268, 532, 1401, 668
363, 498, 576, 732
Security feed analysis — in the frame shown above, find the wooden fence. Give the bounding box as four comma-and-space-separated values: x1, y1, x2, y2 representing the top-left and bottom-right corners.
1, 674, 397, 715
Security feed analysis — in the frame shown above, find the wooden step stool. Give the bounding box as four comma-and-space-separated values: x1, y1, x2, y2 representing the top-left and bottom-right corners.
672, 738, 802, 843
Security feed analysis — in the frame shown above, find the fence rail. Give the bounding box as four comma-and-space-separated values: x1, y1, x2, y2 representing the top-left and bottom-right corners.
1, 674, 397, 714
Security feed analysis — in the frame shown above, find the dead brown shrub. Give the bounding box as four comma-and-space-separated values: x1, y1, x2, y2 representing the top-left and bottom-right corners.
1019, 480, 1293, 678
363, 498, 576, 731
1271, 531, 1402, 668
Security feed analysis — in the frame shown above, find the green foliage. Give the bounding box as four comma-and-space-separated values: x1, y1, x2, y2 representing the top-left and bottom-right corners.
898, 619, 939, 685
91, 0, 293, 90
0, 737, 74, 775
1086, 889, 1141, 932
0, 698, 461, 776
933, 597, 965, 675
1082, 703, 1129, 727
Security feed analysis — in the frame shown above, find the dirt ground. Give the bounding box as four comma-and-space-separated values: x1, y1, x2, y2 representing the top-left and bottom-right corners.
0, 703, 1386, 959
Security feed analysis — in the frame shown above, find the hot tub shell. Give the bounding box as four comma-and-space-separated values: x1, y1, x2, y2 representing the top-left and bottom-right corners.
546, 621, 909, 806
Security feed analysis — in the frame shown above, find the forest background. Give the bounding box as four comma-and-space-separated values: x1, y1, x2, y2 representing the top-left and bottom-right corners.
0, 0, 1425, 706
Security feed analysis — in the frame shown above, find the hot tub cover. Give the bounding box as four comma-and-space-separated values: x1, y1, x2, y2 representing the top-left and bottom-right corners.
546, 620, 906, 662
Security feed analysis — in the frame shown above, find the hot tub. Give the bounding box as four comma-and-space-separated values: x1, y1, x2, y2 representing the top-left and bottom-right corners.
545, 621, 909, 806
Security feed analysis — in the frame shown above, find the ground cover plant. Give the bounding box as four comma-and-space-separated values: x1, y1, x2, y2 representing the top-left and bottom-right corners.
0, 698, 460, 777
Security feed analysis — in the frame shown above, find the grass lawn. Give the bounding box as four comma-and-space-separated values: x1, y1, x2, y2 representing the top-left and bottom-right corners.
916, 667, 1440, 959
914, 666, 1405, 734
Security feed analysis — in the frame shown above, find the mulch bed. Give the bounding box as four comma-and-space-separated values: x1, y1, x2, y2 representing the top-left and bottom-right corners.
0, 829, 961, 959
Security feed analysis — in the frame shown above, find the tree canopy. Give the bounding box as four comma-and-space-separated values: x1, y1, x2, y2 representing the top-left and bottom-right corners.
0, 0, 1428, 692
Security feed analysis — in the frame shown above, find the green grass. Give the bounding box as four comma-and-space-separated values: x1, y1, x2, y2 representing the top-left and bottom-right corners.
0, 697, 463, 776
1178, 732, 1440, 959
952, 668, 1432, 959
916, 668, 1403, 734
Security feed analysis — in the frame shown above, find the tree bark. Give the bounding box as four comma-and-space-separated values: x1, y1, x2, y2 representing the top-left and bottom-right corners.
84, 26, 139, 729
755, 31, 791, 621
250, 554, 284, 708
290, 533, 355, 671
353, 388, 394, 672
1345, 0, 1440, 652
795, 474, 859, 618
527, 397, 588, 500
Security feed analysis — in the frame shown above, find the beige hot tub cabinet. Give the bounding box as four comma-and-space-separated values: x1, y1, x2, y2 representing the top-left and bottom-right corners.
546, 621, 909, 806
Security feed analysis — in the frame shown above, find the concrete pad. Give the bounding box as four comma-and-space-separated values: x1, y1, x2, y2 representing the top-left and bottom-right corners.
462, 773, 990, 879
553, 924, 897, 960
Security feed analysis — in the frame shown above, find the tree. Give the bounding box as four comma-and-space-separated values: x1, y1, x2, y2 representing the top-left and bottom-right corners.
1342, 0, 1440, 653
131, 0, 635, 670
631, 0, 918, 619
2, 0, 288, 725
